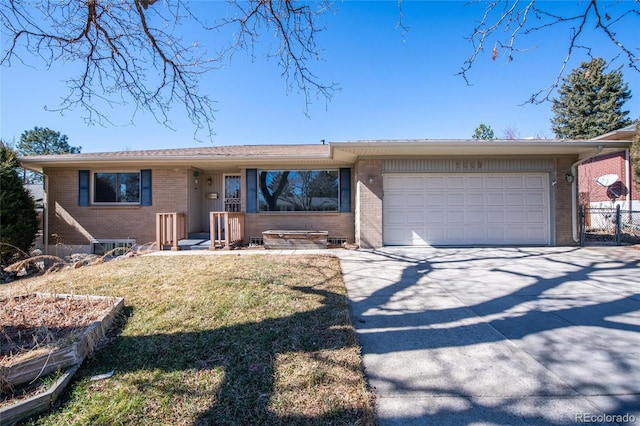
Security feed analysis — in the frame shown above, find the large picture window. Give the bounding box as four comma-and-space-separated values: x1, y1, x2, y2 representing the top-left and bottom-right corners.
94, 172, 140, 204
258, 170, 339, 212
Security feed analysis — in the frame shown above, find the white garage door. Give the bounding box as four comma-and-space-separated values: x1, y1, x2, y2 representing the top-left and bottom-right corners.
383, 173, 550, 246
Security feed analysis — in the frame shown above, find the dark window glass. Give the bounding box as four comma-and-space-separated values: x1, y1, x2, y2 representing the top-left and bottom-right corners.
94, 172, 140, 203
92, 241, 134, 256
258, 170, 339, 212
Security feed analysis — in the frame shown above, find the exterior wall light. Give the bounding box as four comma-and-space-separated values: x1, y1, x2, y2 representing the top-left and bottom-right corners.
565, 173, 575, 184
368, 176, 375, 184
194, 170, 200, 189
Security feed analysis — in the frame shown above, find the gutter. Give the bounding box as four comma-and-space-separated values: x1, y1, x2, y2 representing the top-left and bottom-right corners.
570, 145, 603, 243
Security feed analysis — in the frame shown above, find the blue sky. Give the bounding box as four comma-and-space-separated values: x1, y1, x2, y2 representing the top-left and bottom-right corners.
1, 1, 638, 153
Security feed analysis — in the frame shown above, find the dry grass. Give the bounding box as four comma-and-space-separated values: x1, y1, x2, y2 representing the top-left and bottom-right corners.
0, 254, 374, 425
1, 294, 117, 366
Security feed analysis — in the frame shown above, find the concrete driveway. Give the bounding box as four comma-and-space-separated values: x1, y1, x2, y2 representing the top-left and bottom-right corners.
337, 247, 640, 425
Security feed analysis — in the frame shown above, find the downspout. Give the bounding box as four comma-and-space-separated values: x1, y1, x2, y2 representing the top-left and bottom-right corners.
570, 145, 603, 242
625, 149, 632, 210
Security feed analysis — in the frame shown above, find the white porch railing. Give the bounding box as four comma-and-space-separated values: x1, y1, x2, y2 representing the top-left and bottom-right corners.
210, 212, 245, 249
156, 212, 186, 251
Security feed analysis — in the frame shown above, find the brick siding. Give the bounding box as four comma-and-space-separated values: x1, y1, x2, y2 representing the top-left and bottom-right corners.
44, 168, 189, 250
244, 213, 355, 243
354, 159, 383, 248
555, 157, 578, 245
579, 151, 638, 204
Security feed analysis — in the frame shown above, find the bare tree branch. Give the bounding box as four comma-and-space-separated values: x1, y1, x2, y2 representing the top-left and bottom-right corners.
0, 0, 335, 139
219, 0, 336, 114
458, 0, 639, 104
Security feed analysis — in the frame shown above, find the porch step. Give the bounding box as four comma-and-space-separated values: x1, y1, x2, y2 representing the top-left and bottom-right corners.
190, 241, 211, 250
178, 238, 207, 250
174, 233, 231, 250
188, 233, 210, 240
177, 232, 218, 250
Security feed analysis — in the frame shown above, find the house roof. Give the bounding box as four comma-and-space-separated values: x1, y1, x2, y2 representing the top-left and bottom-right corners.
19, 139, 632, 173
590, 124, 638, 141
19, 144, 336, 172
330, 139, 632, 163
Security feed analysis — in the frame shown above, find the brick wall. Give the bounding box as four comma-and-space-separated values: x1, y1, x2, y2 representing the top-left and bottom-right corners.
354, 159, 383, 248
44, 168, 189, 252
240, 167, 356, 244
555, 157, 578, 245
244, 213, 355, 242
579, 151, 638, 204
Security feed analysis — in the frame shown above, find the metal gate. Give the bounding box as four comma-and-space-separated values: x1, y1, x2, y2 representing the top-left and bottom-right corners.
579, 205, 640, 246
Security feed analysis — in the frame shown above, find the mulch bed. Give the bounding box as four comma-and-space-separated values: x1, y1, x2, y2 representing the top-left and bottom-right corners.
1, 294, 119, 408
1, 294, 115, 365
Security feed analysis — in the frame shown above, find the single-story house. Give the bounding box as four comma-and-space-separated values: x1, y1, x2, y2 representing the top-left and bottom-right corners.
19, 137, 633, 255
579, 125, 638, 210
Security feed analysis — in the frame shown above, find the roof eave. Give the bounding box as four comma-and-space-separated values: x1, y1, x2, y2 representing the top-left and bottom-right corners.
330, 139, 632, 158
18, 153, 341, 173
19, 139, 633, 173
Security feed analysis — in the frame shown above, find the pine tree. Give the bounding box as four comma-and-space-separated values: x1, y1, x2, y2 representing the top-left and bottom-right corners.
0, 142, 39, 265
17, 127, 81, 156
551, 58, 632, 139
472, 123, 495, 140
16, 127, 80, 184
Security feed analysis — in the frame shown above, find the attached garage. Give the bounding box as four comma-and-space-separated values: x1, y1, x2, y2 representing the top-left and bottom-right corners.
329, 139, 632, 248
383, 173, 551, 246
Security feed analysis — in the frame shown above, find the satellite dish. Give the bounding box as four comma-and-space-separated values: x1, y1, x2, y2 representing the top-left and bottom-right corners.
595, 174, 618, 187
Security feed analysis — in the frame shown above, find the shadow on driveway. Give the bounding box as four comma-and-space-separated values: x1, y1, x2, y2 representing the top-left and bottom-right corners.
338, 246, 640, 425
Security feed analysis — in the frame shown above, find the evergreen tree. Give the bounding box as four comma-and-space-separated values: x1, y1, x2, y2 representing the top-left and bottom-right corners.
16, 127, 80, 184
551, 58, 632, 139
17, 127, 81, 156
0, 142, 39, 265
472, 124, 495, 140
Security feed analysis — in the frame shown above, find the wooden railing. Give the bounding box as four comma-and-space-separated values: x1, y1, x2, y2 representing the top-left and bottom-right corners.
210, 212, 245, 249
156, 212, 186, 251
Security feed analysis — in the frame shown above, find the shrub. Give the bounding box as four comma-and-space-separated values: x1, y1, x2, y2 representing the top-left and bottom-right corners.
0, 143, 39, 265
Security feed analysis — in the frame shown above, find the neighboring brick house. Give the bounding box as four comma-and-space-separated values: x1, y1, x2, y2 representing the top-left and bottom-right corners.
20, 136, 632, 254
579, 125, 638, 210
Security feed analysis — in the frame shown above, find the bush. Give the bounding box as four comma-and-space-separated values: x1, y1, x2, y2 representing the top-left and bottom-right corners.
0, 143, 39, 266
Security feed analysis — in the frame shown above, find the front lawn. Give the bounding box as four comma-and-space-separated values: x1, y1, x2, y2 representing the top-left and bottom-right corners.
1, 254, 374, 425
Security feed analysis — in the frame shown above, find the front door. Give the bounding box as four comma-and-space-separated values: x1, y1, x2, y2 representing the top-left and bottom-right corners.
224, 175, 241, 212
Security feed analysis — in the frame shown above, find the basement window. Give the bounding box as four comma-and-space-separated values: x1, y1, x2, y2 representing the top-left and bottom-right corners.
91, 240, 135, 256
